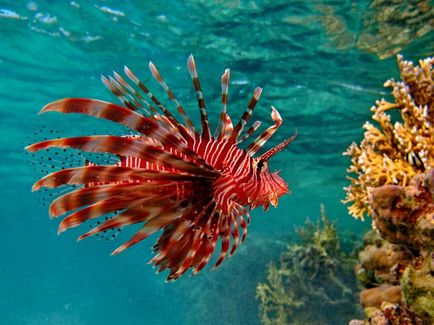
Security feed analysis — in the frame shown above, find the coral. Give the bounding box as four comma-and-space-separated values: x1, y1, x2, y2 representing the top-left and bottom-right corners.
380, 301, 415, 325
345, 55, 434, 324
257, 205, 360, 325
369, 170, 434, 250
356, 230, 411, 287
363, 306, 390, 325
343, 55, 434, 220
360, 285, 402, 308
361, 302, 414, 325
350, 170, 434, 324
401, 253, 434, 322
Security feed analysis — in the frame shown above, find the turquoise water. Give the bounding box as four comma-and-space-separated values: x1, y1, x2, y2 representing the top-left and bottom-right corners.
1, 1, 432, 324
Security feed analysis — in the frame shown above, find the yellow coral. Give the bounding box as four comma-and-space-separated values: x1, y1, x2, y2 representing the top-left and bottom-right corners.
343, 55, 434, 219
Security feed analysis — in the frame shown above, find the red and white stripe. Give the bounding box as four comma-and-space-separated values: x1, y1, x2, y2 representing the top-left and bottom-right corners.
27, 54, 296, 281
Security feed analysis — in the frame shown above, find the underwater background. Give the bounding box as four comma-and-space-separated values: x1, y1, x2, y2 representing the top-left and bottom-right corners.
1, 1, 432, 324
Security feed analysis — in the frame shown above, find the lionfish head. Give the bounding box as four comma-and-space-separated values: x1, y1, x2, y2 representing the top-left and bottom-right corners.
252, 130, 297, 211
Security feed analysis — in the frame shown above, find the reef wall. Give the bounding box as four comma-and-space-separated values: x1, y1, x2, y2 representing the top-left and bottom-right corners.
344, 55, 434, 324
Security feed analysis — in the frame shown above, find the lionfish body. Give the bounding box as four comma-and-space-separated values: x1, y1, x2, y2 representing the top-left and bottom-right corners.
27, 55, 296, 280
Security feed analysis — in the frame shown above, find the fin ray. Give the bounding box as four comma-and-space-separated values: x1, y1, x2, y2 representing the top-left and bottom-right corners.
230, 87, 262, 142
32, 165, 212, 191
246, 106, 283, 156
26, 136, 218, 177
148, 61, 196, 134
187, 55, 212, 140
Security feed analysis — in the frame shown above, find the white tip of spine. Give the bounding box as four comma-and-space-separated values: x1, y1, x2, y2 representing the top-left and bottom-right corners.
57, 225, 66, 235
187, 54, 197, 77
124, 65, 138, 83
253, 87, 263, 99
101, 75, 112, 89
221, 69, 230, 91
270, 106, 282, 123
148, 61, 162, 81
111, 246, 123, 255
39, 100, 61, 114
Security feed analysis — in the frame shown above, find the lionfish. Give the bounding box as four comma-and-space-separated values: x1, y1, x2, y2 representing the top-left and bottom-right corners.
26, 55, 296, 281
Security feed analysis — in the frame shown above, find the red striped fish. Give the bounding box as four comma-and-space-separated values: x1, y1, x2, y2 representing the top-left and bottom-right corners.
26, 55, 297, 281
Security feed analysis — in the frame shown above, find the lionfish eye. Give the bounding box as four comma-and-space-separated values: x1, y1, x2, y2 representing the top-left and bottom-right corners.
257, 160, 264, 170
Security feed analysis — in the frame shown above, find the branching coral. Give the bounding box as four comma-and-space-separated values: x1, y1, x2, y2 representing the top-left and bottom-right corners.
343, 55, 434, 220
256, 205, 360, 325
344, 54, 434, 324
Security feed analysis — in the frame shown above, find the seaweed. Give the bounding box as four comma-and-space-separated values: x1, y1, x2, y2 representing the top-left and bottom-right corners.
256, 205, 361, 325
